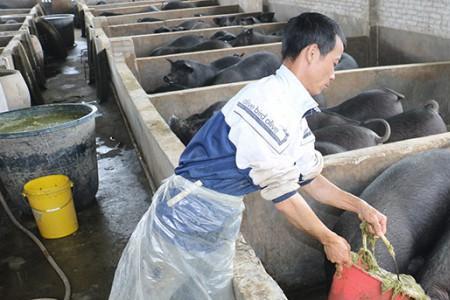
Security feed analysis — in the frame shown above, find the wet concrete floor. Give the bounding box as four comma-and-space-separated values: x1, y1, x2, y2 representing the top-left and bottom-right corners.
0, 30, 153, 299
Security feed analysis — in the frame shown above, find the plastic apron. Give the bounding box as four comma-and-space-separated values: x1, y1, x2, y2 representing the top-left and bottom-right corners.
109, 175, 245, 300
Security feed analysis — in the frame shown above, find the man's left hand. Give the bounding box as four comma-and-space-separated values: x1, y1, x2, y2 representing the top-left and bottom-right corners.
357, 201, 387, 237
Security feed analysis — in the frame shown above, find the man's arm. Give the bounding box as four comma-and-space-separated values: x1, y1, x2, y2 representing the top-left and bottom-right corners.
274, 193, 352, 267
301, 174, 387, 236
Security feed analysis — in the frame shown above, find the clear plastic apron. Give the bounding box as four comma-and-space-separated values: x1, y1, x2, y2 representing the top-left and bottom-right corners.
109, 175, 245, 300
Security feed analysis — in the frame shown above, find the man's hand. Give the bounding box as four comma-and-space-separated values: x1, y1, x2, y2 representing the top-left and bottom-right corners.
358, 201, 387, 237
274, 193, 353, 275
302, 175, 388, 237
321, 232, 352, 275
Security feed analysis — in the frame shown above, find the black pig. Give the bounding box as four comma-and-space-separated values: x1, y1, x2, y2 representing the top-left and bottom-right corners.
163, 59, 220, 88
364, 100, 447, 143
212, 51, 281, 85
328, 149, 450, 282
154, 26, 172, 33
99, 12, 122, 16
210, 30, 237, 42
326, 88, 405, 121
169, 101, 227, 145
161, 0, 195, 10
150, 39, 230, 56
157, 55, 242, 91
154, 20, 211, 33
149, 35, 207, 56
210, 55, 242, 69
418, 219, 450, 300
313, 119, 391, 152
213, 12, 275, 26
231, 28, 282, 47
306, 111, 359, 131
335, 52, 358, 71
178, 20, 211, 30
137, 17, 162, 23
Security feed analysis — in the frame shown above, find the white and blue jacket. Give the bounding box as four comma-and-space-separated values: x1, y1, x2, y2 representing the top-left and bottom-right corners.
175, 65, 321, 203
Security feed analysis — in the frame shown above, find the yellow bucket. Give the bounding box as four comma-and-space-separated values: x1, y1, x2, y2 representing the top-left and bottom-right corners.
22, 174, 78, 239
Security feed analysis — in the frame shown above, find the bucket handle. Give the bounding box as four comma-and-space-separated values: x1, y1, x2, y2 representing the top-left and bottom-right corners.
30, 198, 73, 214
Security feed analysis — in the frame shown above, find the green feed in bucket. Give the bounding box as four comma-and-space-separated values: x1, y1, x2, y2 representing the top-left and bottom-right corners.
0, 112, 84, 134
353, 222, 430, 300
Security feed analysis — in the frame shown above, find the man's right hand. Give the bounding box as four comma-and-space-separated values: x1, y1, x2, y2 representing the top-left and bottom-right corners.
273, 193, 352, 275
321, 232, 352, 275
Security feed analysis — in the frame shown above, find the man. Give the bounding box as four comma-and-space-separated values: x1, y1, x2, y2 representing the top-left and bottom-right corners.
110, 12, 387, 300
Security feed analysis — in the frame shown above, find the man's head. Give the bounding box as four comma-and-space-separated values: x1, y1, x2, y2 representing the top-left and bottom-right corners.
282, 13, 346, 95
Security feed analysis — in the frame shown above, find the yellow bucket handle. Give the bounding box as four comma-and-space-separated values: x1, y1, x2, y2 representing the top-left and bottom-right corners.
30, 198, 73, 214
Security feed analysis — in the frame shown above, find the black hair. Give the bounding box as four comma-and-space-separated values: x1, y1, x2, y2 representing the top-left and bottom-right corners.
282, 12, 346, 60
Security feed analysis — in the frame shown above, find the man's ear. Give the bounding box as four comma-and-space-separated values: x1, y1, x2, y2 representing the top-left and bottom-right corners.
305, 44, 320, 64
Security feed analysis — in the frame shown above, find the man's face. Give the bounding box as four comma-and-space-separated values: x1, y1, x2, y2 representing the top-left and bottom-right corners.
308, 37, 344, 95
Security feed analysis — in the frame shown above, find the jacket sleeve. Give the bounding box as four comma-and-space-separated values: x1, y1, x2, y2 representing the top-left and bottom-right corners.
295, 121, 323, 185
224, 96, 301, 202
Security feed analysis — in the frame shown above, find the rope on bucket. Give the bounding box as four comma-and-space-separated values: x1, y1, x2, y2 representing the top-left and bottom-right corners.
353, 222, 429, 300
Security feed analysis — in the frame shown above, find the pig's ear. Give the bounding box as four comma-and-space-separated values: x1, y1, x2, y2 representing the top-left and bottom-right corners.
182, 62, 194, 72
246, 28, 253, 35
166, 58, 175, 65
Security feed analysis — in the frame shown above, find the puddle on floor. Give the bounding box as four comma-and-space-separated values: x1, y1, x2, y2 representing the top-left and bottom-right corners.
61, 84, 76, 89
96, 137, 123, 159
2, 256, 26, 271
62, 66, 79, 75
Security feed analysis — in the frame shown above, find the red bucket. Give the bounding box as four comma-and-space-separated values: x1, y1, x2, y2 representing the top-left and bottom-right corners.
328, 264, 411, 300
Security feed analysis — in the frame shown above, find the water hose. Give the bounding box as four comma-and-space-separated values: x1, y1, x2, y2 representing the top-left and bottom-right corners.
0, 186, 71, 300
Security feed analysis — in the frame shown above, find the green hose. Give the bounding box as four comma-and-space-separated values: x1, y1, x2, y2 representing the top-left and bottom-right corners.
0, 184, 71, 300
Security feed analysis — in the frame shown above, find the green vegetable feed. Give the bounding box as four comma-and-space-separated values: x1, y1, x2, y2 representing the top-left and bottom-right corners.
0, 112, 84, 134
352, 222, 430, 300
